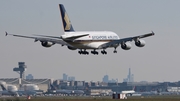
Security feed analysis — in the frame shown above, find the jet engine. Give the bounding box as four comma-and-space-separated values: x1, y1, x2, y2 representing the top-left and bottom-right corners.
67, 46, 77, 50
135, 39, 146, 47
121, 42, 131, 50
41, 41, 54, 47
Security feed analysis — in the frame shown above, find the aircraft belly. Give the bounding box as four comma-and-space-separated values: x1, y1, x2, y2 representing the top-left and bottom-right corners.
68, 41, 108, 49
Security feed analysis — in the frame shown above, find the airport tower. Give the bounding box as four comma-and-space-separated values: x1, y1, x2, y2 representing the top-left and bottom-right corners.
13, 62, 27, 79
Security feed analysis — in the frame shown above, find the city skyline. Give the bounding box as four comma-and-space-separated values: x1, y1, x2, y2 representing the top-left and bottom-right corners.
62, 73, 75, 81
1, 0, 180, 82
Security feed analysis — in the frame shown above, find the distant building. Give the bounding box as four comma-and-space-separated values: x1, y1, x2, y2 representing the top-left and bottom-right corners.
123, 78, 128, 82
26, 74, 34, 79
130, 74, 134, 82
68, 76, 75, 81
74, 81, 85, 86
102, 75, 109, 83
109, 79, 117, 83
102, 75, 118, 83
63, 73, 68, 81
123, 68, 134, 82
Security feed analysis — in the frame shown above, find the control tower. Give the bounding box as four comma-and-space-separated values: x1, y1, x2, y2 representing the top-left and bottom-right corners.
13, 62, 27, 79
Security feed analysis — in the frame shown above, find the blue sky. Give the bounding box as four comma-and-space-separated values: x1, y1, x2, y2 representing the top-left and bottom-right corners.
0, 0, 180, 82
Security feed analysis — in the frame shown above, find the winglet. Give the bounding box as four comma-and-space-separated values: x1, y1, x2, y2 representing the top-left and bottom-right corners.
151, 31, 155, 35
5, 31, 8, 36
133, 86, 136, 90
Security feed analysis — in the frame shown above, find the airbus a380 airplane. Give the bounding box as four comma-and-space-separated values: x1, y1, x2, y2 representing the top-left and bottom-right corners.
6, 4, 154, 55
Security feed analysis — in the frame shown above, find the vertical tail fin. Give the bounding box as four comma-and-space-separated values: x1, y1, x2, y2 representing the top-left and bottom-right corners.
59, 4, 75, 32
50, 84, 57, 90
0, 84, 7, 91
133, 86, 136, 91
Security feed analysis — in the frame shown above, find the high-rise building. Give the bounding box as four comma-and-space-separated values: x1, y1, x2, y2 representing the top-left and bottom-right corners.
128, 68, 131, 82
102, 75, 109, 83
63, 73, 68, 81
123, 68, 134, 82
131, 74, 134, 82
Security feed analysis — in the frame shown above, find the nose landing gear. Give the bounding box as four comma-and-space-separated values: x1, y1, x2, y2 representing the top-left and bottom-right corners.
113, 47, 117, 53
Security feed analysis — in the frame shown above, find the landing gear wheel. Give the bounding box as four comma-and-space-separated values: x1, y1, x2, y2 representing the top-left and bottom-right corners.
91, 50, 98, 55
101, 50, 107, 55
78, 51, 82, 54
113, 47, 117, 53
113, 50, 117, 53
78, 49, 89, 55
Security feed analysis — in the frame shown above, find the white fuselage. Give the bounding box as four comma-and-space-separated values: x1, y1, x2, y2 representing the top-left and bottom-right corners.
121, 90, 135, 94
62, 31, 120, 49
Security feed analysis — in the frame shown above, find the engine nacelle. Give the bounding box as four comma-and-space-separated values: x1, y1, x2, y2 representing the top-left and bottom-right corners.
121, 42, 131, 50
135, 39, 146, 47
67, 46, 77, 50
41, 41, 54, 47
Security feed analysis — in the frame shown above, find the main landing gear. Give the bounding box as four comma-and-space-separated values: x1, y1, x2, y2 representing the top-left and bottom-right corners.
78, 49, 109, 55
91, 50, 98, 55
78, 49, 89, 55
101, 50, 107, 55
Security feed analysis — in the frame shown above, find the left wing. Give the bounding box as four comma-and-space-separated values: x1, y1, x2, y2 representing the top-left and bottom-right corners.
99, 31, 155, 49
5, 32, 69, 46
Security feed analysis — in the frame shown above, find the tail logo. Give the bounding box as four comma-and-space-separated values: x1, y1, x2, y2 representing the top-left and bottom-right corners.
64, 12, 71, 30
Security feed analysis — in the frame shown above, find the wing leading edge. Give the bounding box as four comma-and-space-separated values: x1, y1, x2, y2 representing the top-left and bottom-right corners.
5, 32, 69, 46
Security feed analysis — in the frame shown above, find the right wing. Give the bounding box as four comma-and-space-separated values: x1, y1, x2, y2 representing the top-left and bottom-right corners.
99, 31, 155, 49
5, 32, 69, 46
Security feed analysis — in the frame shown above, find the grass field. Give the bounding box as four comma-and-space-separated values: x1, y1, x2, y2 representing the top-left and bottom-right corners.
1, 96, 180, 101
